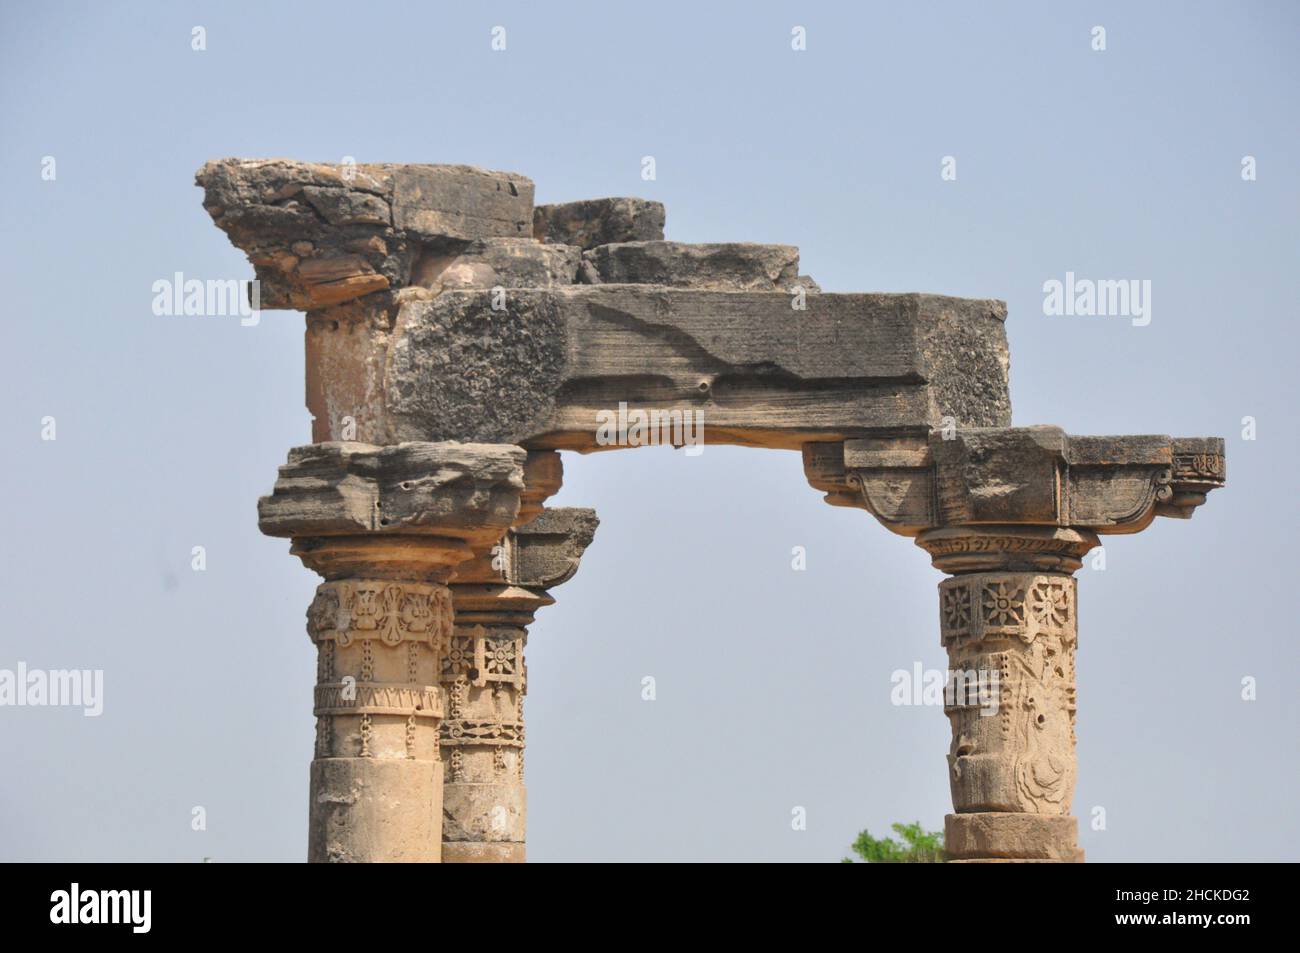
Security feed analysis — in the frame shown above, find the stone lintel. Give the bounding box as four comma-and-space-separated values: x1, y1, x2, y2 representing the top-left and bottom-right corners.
378, 287, 1009, 449
199, 159, 1011, 450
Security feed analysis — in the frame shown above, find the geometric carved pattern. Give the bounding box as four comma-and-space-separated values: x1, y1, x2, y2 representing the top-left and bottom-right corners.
441, 621, 527, 764
308, 580, 453, 648
942, 584, 972, 638
313, 682, 444, 718
939, 573, 1076, 648
439, 625, 526, 691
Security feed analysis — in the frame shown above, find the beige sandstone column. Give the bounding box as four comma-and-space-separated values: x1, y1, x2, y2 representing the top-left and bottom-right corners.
918, 526, 1097, 863
441, 507, 599, 863
259, 441, 527, 863
826, 429, 1225, 864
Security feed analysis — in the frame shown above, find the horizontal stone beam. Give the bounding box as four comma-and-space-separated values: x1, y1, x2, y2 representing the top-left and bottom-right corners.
372, 287, 1010, 450
197, 159, 1012, 451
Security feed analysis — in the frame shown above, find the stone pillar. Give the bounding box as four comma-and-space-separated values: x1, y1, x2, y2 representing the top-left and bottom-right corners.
258, 441, 527, 862
828, 428, 1226, 862
441, 507, 599, 863
918, 526, 1097, 863
300, 542, 455, 863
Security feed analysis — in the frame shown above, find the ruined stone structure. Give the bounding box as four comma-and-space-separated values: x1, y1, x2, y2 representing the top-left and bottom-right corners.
198, 158, 1225, 863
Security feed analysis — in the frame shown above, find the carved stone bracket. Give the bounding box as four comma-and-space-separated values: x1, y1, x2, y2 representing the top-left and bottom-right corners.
813, 427, 1225, 538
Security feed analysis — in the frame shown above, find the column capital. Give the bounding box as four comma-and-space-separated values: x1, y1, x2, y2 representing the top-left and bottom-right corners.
917, 525, 1100, 575
806, 426, 1225, 571
258, 441, 527, 580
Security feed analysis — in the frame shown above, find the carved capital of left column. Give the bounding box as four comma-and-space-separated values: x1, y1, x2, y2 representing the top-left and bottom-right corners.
258, 441, 527, 863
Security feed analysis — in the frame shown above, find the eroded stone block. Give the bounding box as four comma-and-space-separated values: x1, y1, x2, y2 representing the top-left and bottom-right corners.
533, 197, 665, 249
581, 241, 805, 291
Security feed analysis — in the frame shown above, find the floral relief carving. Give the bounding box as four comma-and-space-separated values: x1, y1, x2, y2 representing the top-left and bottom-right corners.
982, 581, 1025, 627
943, 584, 972, 631
1030, 580, 1071, 629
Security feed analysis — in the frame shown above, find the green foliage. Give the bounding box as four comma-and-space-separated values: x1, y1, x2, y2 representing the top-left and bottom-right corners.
842, 821, 945, 863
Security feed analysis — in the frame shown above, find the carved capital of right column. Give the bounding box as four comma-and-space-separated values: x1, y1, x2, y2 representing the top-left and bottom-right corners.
805, 426, 1225, 539
259, 441, 527, 863
806, 425, 1225, 863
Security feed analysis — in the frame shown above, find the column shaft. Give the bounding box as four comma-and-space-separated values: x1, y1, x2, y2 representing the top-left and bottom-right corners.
939, 570, 1082, 862
306, 577, 452, 862
439, 595, 538, 863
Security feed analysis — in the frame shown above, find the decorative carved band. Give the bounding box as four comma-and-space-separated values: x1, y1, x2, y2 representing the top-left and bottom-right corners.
1172, 450, 1225, 481
918, 526, 1099, 574
940, 573, 1076, 648
441, 719, 525, 748
1158, 440, 1227, 520
440, 625, 526, 690
314, 682, 445, 718
307, 580, 453, 647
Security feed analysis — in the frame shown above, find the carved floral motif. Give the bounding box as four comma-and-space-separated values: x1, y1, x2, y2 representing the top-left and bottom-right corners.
982, 581, 1025, 627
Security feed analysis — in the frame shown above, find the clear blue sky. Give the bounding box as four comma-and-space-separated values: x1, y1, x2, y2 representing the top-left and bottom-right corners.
1, 0, 1296, 861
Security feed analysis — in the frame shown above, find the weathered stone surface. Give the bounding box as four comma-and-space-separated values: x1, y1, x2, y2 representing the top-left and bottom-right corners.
581, 241, 806, 291
940, 570, 1078, 814
533, 197, 665, 249
391, 166, 533, 242
309, 758, 442, 863
378, 287, 1010, 448
442, 506, 599, 863
196, 158, 533, 310
306, 574, 451, 862
258, 442, 525, 552
271, 443, 534, 865
945, 813, 1081, 862
414, 238, 581, 291
202, 157, 1232, 865
826, 428, 1226, 538
1160, 436, 1228, 519
513, 507, 600, 588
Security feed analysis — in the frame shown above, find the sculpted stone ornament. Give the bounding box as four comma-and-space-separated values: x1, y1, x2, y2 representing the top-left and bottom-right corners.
202, 157, 1228, 863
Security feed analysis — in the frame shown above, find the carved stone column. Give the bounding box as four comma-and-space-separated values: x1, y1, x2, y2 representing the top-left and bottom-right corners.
920, 526, 1097, 862
259, 441, 527, 862
441, 507, 599, 863
819, 426, 1226, 863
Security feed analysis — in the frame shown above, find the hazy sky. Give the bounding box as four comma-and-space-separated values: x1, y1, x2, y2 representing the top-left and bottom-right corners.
1, 1, 1296, 862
